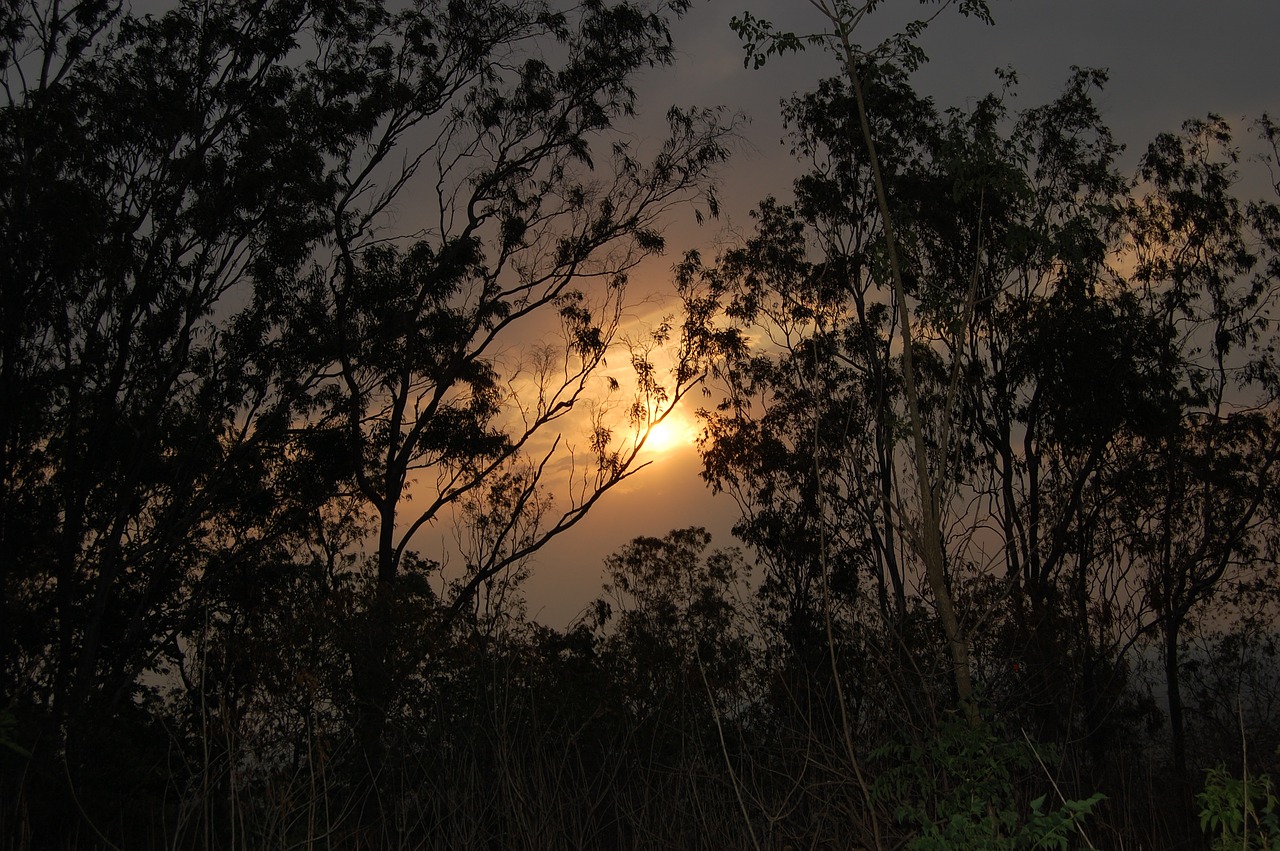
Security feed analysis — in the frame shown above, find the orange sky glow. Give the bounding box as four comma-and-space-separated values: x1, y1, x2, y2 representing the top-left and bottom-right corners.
416, 0, 1280, 628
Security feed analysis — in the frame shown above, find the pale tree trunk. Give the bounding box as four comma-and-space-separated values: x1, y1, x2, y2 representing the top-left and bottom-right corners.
813, 0, 979, 726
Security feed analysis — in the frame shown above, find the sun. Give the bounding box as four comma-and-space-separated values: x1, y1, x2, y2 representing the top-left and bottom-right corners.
643, 411, 696, 456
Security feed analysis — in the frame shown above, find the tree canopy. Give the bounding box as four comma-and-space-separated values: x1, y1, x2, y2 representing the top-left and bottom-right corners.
3, 0, 1279, 848
0, 0, 732, 841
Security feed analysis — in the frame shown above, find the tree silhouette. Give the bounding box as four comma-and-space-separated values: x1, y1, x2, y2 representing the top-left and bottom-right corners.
0, 0, 731, 840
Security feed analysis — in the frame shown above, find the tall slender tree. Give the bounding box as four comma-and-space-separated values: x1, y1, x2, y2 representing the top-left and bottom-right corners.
729, 0, 994, 724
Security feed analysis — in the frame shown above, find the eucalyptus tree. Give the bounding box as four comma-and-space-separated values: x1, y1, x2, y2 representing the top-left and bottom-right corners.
273, 0, 733, 768
596, 527, 753, 720
688, 58, 1155, 728
0, 0, 363, 755
727, 0, 994, 724
1119, 114, 1280, 785
589, 528, 759, 849
0, 0, 731, 840
687, 64, 936, 682
694, 8, 1280, 841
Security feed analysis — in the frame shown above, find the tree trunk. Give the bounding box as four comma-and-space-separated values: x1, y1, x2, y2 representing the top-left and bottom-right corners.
1163, 618, 1195, 842
831, 22, 978, 726
1164, 621, 1187, 781
354, 504, 401, 788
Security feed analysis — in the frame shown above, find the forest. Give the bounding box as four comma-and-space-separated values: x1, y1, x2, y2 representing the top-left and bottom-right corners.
2, 0, 1279, 848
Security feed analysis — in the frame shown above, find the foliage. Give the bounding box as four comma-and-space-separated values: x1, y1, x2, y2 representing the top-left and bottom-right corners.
0, 707, 26, 758
731, 0, 993, 74
687, 4, 1280, 847
872, 720, 1103, 850
1201, 763, 1280, 850
688, 2, 1280, 796
0, 0, 732, 843
594, 527, 754, 720
2, 0, 1279, 848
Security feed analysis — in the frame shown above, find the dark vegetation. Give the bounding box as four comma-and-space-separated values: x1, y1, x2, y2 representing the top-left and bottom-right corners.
3, 0, 1280, 847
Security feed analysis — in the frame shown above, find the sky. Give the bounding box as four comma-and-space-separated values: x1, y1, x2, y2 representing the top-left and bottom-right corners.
517, 0, 1280, 627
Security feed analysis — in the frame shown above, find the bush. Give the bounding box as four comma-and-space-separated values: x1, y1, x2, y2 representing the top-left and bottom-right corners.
1200, 762, 1280, 850
872, 719, 1104, 850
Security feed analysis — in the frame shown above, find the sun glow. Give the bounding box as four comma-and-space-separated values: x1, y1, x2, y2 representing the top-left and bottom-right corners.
643, 411, 697, 456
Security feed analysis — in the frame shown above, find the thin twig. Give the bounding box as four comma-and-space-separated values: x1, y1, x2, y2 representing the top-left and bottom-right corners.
695, 646, 762, 851
1021, 728, 1098, 850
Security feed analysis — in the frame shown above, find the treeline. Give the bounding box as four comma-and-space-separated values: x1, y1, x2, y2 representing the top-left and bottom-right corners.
680, 4, 1280, 845
0, 0, 733, 845
3, 0, 1280, 848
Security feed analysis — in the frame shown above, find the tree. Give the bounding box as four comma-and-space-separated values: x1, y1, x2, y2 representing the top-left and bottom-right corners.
591, 528, 759, 848
686, 57, 1146, 732
0, 0, 732, 840
689, 8, 1280, 841
728, 0, 995, 726
1, 0, 356, 767
1120, 114, 1280, 788
595, 527, 753, 720
272, 0, 732, 772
